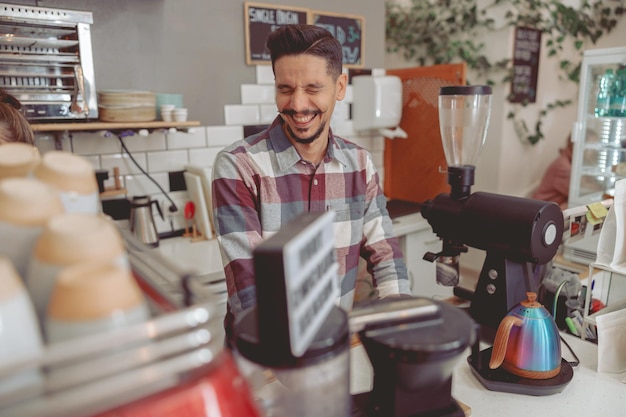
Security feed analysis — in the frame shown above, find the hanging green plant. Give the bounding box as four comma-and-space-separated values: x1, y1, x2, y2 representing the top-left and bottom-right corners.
385, 0, 625, 145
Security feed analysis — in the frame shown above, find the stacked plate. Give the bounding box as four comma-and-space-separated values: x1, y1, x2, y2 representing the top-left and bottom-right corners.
97, 90, 156, 122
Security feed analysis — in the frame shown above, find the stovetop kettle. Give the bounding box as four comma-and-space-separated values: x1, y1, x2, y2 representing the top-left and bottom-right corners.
129, 195, 163, 247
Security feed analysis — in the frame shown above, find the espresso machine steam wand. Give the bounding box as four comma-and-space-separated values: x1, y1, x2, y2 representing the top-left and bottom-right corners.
421, 86, 564, 332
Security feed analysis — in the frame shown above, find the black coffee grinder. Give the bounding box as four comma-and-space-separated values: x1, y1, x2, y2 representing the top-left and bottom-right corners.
416, 87, 572, 398
420, 86, 564, 332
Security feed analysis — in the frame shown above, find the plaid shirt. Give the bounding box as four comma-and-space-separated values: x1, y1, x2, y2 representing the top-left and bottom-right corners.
212, 117, 410, 317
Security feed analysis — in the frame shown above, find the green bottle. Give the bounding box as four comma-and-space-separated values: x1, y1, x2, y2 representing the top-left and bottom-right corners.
610, 67, 626, 117
595, 68, 615, 117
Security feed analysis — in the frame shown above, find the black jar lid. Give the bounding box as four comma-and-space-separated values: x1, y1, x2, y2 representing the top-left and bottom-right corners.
359, 298, 475, 363
235, 305, 349, 368
440, 85, 492, 96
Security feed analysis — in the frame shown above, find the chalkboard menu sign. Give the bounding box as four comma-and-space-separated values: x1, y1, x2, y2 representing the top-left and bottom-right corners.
312, 11, 364, 68
244, 2, 309, 65
510, 26, 542, 103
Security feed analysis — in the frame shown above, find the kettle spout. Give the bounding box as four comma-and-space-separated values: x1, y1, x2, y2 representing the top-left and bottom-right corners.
489, 316, 523, 369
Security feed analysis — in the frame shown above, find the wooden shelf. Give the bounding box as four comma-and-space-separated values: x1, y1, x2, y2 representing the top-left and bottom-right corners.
30, 120, 201, 132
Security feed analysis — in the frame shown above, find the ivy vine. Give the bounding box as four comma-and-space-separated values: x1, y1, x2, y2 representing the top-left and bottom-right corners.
385, 0, 625, 145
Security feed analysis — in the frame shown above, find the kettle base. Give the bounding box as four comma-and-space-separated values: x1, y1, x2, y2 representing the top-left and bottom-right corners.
468, 347, 573, 396
500, 362, 561, 380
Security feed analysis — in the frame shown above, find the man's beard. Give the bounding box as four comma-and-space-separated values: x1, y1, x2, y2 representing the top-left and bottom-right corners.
280, 109, 326, 144
286, 121, 326, 144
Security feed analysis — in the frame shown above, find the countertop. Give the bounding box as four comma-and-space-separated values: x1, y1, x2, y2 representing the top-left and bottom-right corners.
350, 332, 625, 416
149, 211, 429, 310
150, 216, 626, 416
156, 236, 223, 279
154, 211, 429, 279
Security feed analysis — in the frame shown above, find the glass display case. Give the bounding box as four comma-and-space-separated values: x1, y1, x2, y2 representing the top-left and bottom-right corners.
569, 46, 626, 208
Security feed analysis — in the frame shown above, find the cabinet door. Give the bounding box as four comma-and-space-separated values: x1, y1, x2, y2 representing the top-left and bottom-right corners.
384, 63, 466, 203
569, 47, 626, 207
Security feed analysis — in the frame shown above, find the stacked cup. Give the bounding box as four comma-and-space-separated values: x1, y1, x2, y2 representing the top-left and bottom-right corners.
161, 104, 188, 122
45, 261, 150, 343
25, 212, 130, 326
160, 104, 176, 122
33, 151, 100, 214
0, 256, 43, 396
0, 143, 41, 180
172, 108, 188, 122
0, 178, 65, 278
0, 257, 44, 399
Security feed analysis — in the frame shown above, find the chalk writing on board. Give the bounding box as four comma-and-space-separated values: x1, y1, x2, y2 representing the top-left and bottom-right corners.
312, 12, 364, 68
245, 2, 309, 65
510, 26, 542, 103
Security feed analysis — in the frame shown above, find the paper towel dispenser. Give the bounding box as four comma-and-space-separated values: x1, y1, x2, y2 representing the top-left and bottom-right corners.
352, 75, 406, 138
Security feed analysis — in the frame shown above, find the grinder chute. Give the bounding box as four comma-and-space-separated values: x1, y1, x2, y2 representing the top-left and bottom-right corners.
421, 85, 564, 330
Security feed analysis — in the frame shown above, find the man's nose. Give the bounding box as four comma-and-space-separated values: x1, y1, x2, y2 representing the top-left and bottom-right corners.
288, 89, 308, 111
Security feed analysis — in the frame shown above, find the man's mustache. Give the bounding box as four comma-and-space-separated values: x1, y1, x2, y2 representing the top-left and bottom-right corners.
279, 109, 326, 116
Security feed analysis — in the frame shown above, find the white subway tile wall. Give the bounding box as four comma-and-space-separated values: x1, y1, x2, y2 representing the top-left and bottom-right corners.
371, 68, 386, 77
224, 104, 260, 126
122, 131, 167, 153
125, 171, 170, 197
331, 101, 351, 125
344, 85, 353, 103
33, 133, 65, 153
100, 153, 147, 176
240, 84, 275, 104
255, 65, 274, 84
188, 147, 221, 167
206, 125, 243, 146
165, 128, 207, 149
31, 66, 390, 235
71, 131, 121, 155
153, 191, 189, 232
260, 104, 278, 124
147, 149, 189, 172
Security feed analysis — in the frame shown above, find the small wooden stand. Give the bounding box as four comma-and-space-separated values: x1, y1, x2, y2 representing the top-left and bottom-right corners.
183, 223, 207, 243
99, 167, 128, 198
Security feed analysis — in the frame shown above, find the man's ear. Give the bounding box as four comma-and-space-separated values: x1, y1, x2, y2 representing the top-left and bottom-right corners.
336, 73, 348, 101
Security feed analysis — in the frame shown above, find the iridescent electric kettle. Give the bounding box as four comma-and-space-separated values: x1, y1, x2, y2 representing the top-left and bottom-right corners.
489, 292, 562, 379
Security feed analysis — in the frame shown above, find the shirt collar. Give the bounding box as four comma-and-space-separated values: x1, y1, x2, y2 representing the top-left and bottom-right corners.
268, 116, 349, 171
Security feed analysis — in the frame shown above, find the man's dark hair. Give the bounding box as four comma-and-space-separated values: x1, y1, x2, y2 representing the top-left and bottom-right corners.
266, 24, 343, 79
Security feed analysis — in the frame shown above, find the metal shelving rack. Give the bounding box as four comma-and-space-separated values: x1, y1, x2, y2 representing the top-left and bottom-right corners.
582, 262, 626, 340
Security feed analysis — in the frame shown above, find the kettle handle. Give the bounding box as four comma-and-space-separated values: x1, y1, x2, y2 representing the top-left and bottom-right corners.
489, 316, 523, 369
152, 200, 165, 220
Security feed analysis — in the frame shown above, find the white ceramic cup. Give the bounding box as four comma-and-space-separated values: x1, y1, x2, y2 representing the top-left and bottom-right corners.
25, 212, 130, 323
45, 262, 150, 344
0, 143, 41, 180
172, 108, 188, 122
0, 178, 65, 278
0, 257, 44, 399
33, 151, 99, 214
161, 104, 175, 122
